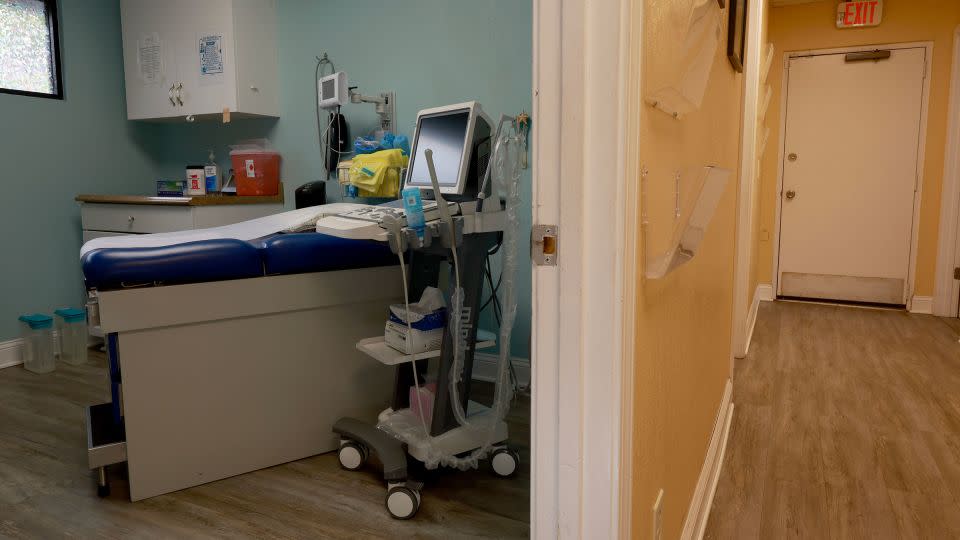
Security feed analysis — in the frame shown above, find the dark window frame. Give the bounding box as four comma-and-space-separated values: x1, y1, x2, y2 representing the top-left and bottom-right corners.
0, 0, 64, 100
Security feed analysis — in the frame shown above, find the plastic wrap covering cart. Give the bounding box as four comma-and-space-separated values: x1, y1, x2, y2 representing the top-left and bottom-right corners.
328, 115, 526, 520
80, 205, 403, 501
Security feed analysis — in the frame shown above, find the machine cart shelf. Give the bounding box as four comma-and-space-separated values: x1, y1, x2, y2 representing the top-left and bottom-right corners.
375, 402, 510, 464
356, 329, 496, 366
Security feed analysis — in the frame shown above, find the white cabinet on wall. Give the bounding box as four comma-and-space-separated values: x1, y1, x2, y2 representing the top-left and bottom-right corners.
120, 0, 279, 121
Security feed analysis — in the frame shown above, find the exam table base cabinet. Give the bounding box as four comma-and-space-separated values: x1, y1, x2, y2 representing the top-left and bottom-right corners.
85, 267, 400, 500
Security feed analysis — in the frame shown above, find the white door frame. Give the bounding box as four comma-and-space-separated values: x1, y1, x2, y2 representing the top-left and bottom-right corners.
731, 0, 768, 361
770, 42, 933, 307
531, 0, 635, 537
933, 27, 960, 317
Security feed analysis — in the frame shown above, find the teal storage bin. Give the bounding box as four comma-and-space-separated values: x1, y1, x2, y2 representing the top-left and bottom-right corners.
18, 314, 55, 374
55, 308, 88, 366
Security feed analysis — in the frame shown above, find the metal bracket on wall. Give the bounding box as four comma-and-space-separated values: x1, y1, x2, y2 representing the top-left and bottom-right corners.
532, 225, 558, 266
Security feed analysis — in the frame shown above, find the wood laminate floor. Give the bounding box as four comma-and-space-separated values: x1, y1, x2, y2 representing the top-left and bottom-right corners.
705, 301, 960, 539
942, 315, 960, 335
0, 350, 530, 539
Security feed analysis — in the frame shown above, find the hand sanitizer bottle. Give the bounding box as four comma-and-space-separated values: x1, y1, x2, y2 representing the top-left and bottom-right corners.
204, 150, 220, 193
401, 187, 426, 240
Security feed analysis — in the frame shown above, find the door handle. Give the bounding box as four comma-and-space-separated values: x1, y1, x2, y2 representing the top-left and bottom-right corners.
785, 190, 797, 200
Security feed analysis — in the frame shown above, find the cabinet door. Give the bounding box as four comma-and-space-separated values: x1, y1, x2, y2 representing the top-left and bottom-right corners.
175, 0, 238, 117
120, 1, 183, 120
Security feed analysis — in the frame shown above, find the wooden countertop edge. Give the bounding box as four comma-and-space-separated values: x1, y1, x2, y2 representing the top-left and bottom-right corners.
76, 191, 285, 207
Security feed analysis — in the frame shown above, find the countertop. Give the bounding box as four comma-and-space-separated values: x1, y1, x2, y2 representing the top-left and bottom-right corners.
76, 189, 284, 207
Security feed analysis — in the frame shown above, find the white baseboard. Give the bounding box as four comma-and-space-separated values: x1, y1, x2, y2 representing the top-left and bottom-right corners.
909, 296, 934, 314
680, 379, 735, 540
757, 283, 775, 302
741, 284, 774, 358
0, 338, 23, 369
473, 352, 530, 387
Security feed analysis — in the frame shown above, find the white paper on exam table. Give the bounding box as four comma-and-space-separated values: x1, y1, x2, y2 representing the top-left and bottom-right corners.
79, 203, 367, 257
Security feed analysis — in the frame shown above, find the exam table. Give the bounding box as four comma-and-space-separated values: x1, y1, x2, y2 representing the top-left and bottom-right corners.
81, 205, 403, 500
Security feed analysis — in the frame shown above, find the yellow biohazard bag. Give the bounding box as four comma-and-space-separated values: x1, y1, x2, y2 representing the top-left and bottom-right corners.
348, 149, 408, 198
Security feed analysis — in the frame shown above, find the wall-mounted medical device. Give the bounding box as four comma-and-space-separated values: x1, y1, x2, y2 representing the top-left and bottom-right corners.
318, 71, 349, 109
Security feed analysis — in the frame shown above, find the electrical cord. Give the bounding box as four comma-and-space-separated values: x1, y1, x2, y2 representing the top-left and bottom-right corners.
479, 251, 526, 394
479, 254, 503, 314
386, 217, 431, 439
316, 55, 355, 186
316, 54, 335, 175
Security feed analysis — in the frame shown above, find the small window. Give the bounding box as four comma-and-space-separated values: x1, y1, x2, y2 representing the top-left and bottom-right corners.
0, 0, 62, 99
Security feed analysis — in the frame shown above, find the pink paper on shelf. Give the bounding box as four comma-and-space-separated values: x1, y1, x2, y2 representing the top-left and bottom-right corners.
409, 383, 437, 425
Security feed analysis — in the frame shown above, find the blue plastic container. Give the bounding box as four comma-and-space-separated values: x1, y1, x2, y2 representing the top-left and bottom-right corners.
401, 187, 426, 239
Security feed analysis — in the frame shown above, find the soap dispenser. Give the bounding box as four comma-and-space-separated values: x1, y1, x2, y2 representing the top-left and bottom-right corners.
204, 149, 220, 193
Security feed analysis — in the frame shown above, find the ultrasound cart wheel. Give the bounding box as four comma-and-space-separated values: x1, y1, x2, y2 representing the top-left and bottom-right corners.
385, 485, 421, 519
490, 448, 520, 478
337, 441, 368, 471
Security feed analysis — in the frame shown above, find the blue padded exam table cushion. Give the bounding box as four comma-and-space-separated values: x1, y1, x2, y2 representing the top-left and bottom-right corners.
81, 233, 396, 290
257, 233, 396, 275
82, 239, 264, 290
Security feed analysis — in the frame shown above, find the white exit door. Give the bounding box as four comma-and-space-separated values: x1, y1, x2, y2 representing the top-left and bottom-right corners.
777, 47, 927, 305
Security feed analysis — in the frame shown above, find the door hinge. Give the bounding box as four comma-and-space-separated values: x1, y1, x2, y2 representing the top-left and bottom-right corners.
954, 267, 960, 280
532, 225, 558, 266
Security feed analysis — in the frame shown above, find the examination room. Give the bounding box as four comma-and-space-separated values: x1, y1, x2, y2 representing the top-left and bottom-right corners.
18, 0, 960, 538
0, 0, 534, 536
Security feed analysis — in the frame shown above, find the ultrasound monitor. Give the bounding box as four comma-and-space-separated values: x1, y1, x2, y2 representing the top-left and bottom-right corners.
405, 101, 492, 200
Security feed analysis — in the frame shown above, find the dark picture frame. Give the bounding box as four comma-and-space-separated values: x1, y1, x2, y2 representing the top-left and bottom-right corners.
727, 0, 747, 72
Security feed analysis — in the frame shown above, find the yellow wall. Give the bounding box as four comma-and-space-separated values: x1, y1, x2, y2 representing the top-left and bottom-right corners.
753, 0, 960, 295
629, 0, 744, 537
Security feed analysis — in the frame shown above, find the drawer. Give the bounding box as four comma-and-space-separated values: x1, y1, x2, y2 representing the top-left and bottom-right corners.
82, 230, 134, 244
86, 403, 126, 469
81, 204, 193, 234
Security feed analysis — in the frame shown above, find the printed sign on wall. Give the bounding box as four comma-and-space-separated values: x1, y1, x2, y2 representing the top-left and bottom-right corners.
836, 1, 883, 29
199, 35, 223, 75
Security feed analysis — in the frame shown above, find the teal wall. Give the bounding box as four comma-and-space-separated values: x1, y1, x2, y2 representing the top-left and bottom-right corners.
0, 0, 161, 342
153, 0, 533, 358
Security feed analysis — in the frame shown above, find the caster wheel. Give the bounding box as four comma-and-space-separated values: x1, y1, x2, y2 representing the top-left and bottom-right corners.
385, 486, 421, 520
97, 482, 110, 498
338, 441, 367, 471
490, 448, 520, 478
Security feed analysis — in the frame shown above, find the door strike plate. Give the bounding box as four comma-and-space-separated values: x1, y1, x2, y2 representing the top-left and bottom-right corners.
532, 225, 558, 266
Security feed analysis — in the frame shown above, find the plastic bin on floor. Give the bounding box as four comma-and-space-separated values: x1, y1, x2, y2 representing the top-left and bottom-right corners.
55, 308, 88, 366
18, 314, 55, 374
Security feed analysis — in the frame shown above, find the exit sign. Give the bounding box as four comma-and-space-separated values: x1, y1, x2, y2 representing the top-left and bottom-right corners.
837, 1, 883, 28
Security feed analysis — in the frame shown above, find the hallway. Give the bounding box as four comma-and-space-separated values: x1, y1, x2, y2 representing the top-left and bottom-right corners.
705, 301, 960, 539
